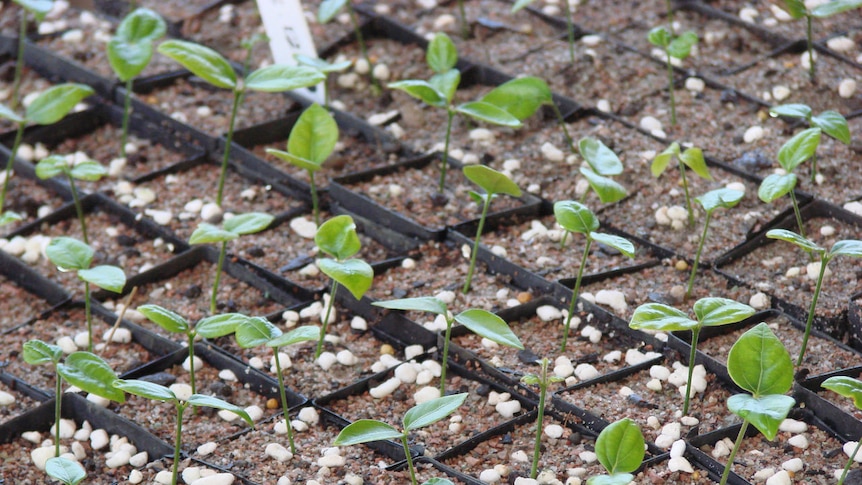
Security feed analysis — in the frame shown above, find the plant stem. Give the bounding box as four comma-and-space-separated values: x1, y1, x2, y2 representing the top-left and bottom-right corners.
789, 189, 806, 239
463, 195, 490, 293
11, 12, 27, 111
67, 174, 88, 245
216, 90, 244, 207
347, 4, 378, 92
559, 230, 569, 249
550, 102, 575, 153
838, 439, 862, 485
797, 255, 828, 366
457, 0, 469, 39
665, 49, 677, 126
273, 350, 296, 454
171, 404, 185, 485
562, 238, 591, 351
439, 109, 455, 193
806, 14, 814, 82
187, 335, 197, 396
530, 358, 549, 479
315, 282, 339, 358
120, 78, 133, 159
53, 374, 62, 457
686, 212, 711, 299
666, 0, 674, 32
0, 123, 26, 215
211, 241, 228, 314
810, 154, 818, 183
719, 421, 749, 485
401, 435, 418, 485
561, 0, 575, 65
683, 328, 700, 416
439, 317, 453, 395
84, 281, 93, 352
309, 170, 319, 227
679, 163, 694, 227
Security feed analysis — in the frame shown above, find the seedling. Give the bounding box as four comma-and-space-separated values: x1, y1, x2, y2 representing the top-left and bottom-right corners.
294, 54, 352, 107
157, 40, 324, 207
35, 155, 107, 244
107, 7, 167, 158
821, 376, 862, 484
0, 83, 94, 226
314, 215, 373, 358
240, 32, 269, 75
629, 297, 755, 415
372, 297, 523, 396
587, 418, 646, 485
334, 393, 468, 485
719, 322, 795, 485
766, 229, 862, 366
647, 26, 697, 127
45, 456, 86, 485
554, 200, 635, 351
462, 165, 521, 293
189, 211, 275, 314
651, 142, 711, 227
781, 0, 862, 81
266, 103, 339, 226
318, 0, 378, 90
769, 103, 851, 184
576, 136, 628, 206
45, 237, 126, 352
114, 378, 253, 485
9, 0, 53, 110
520, 358, 564, 479
512, 0, 576, 65
686, 188, 744, 299
137, 304, 246, 396
235, 317, 320, 454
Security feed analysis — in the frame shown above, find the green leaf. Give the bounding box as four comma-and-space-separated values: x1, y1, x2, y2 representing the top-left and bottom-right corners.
586, 474, 636, 485
45, 457, 86, 485
0, 104, 24, 123
469, 190, 489, 205
316, 214, 361, 260
421, 479, 455, 485
812, 0, 862, 17
695, 188, 744, 214
266, 148, 322, 173
245, 64, 325, 92
235, 316, 282, 348
590, 232, 636, 258
427, 33, 458, 74
629, 303, 697, 332
317, 258, 374, 300
0, 211, 23, 226
189, 223, 238, 244
521, 374, 540, 385
650, 142, 679, 177
402, 393, 468, 431
811, 111, 850, 144
579, 137, 623, 176
511, 0, 536, 12
429, 70, 460, 104
78, 265, 126, 293
26, 84, 94, 125
727, 394, 796, 440
777, 127, 821, 172
334, 419, 402, 446
294, 54, 352, 73
766, 229, 823, 254
667, 31, 698, 60
388, 80, 446, 108
267, 325, 321, 348
579, 167, 628, 204
822, 376, 862, 410
108, 8, 167, 81
758, 173, 797, 203
114, 378, 176, 402
647, 26, 671, 48
679, 147, 711, 179
456, 101, 522, 128
22, 339, 62, 366
115, 8, 166, 43
372, 296, 448, 316
58, 352, 125, 403
35, 155, 69, 179
157, 40, 236, 90
11, 0, 53, 21
727, 322, 794, 397
480, 77, 552, 121
196, 313, 247, 339
781, 0, 808, 18
69, 160, 107, 181
694, 298, 755, 328
187, 394, 255, 426
463, 165, 521, 197
770, 104, 812, 120
553, 200, 599, 235
594, 418, 645, 474
318, 0, 347, 23
138, 304, 189, 334
46, 237, 94, 271
831, 239, 862, 258
454, 309, 524, 350
224, 212, 274, 235
287, 103, 338, 166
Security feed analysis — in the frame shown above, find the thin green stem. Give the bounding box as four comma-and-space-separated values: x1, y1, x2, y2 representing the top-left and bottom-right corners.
797, 255, 828, 367
562, 0, 575, 65
530, 359, 549, 479
120, 78, 133, 159
54, 373, 62, 457
683, 328, 700, 416
84, 281, 93, 352
216, 90, 244, 207
666, 0, 674, 32
810, 154, 818, 183
11, 12, 27, 111
347, 4, 378, 92
838, 439, 862, 485
401, 434, 418, 485
171, 404, 185, 485
666, 49, 677, 126
1, 123, 26, 215
559, 230, 569, 249
67, 174, 88, 245
211, 241, 228, 314
463, 195, 491, 293
439, 109, 455, 193
457, 0, 469, 39
806, 15, 814, 82
440, 317, 453, 395
789, 189, 806, 240
315, 282, 339, 358
309, 170, 319, 227
719, 421, 749, 485
187, 335, 197, 396
273, 350, 296, 454
686, 212, 711, 299
679, 163, 694, 227
562, 238, 592, 351
551, 102, 575, 154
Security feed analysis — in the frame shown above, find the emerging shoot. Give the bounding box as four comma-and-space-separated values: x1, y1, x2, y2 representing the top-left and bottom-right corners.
651, 142, 711, 227
647, 26, 697, 127
686, 188, 744, 299
520, 357, 564, 478
821, 376, 862, 485
587, 418, 646, 485
35, 155, 107, 244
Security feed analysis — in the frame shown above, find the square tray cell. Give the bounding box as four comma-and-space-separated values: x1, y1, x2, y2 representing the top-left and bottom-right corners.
0, 381, 44, 425
181, 0, 271, 68
0, 171, 67, 237
0, 62, 59, 133
0, 272, 57, 332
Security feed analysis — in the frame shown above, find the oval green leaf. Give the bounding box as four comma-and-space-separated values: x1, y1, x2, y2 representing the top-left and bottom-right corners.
12, 0, 53, 21
693, 298, 755, 328
757, 173, 797, 203
189, 223, 238, 245
235, 316, 282, 348
224, 212, 274, 235
553, 200, 599, 235
45, 457, 86, 485
157, 40, 236, 90
187, 394, 254, 426
266, 148, 322, 172
454, 309, 524, 350
667, 31, 698, 60
770, 103, 811, 119
480, 76, 552, 121
427, 33, 458, 74
245, 64, 325, 92
114, 378, 176, 402
777, 127, 821, 172
22, 339, 62, 366
334, 419, 402, 446
456, 101, 522, 127
316, 214, 361, 260
138, 304, 189, 334
831, 239, 862, 258
35, 155, 68, 179
463, 165, 521, 197
403, 392, 468, 431
811, 110, 850, 144
294, 54, 352, 73
429, 69, 460, 104
388, 80, 446, 107
647, 26, 671, 48
590, 232, 636, 258
372, 296, 448, 316
318, 0, 348, 23
629, 303, 696, 332
579, 167, 628, 204
781, 0, 807, 18
288, 103, 338, 165
108, 8, 167, 81
679, 147, 712, 180
727, 322, 794, 397
317, 258, 374, 300
579, 137, 623, 176
69, 160, 107, 181
267, 325, 320, 348
594, 418, 645, 474
650, 142, 679, 177
78, 265, 126, 293
821, 376, 862, 410
196, 313, 247, 339
766, 229, 823, 253
26, 83, 94, 125
46, 236, 94, 271
812, 0, 862, 17
695, 188, 744, 213
58, 352, 125, 403
727, 393, 796, 440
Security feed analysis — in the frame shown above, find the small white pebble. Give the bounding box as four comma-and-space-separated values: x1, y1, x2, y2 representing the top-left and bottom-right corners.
766, 470, 791, 485
668, 456, 694, 473
646, 378, 663, 391
414, 385, 442, 404
749, 292, 769, 310
197, 442, 218, 456
541, 142, 565, 162
772, 85, 791, 101
743, 126, 764, 143
372, 63, 390, 81
828, 36, 856, 52
685, 77, 705, 92
839, 79, 857, 99
640, 116, 663, 133
779, 418, 808, 434
754, 468, 777, 481
495, 399, 522, 419
316, 352, 338, 371
218, 369, 237, 381
266, 442, 293, 462
401, 257, 416, 269
787, 434, 809, 449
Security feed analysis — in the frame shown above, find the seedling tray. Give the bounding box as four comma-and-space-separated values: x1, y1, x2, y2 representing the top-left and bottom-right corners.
0, 249, 69, 331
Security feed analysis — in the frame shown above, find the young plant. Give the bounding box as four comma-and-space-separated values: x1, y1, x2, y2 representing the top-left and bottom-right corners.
520, 357, 564, 479
719, 322, 795, 485
647, 26, 698, 127
0, 83, 94, 226
235, 318, 320, 454
136, 304, 245, 396
769, 103, 851, 184
686, 188, 744, 299
512, 0, 576, 65
156, 40, 324, 207
45, 456, 86, 485
266, 103, 339, 226
781, 0, 862, 81
577, 136, 628, 206
113, 378, 253, 485
189, 212, 275, 314
318, 0, 378, 89
629, 297, 755, 416
294, 54, 352, 107
314, 215, 373, 358
821, 376, 862, 485
333, 393, 467, 485
107, 7, 167, 159
587, 418, 646, 485
651, 142, 711, 227
372, 296, 523, 396
766, 229, 862, 366
35, 155, 107, 244
9, 0, 53, 110
45, 237, 126, 352
461, 164, 521, 293
554, 200, 635, 351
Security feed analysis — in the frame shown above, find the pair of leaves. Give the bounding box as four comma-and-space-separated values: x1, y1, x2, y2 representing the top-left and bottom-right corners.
316, 215, 373, 299
189, 212, 275, 245
46, 237, 126, 293
107, 8, 166, 81
267, 103, 339, 172
114, 379, 254, 426
36, 155, 107, 182
138, 304, 244, 339
587, 418, 645, 485
758, 173, 797, 204
0, 83, 94, 126
577, 137, 627, 204
233, 316, 320, 350
647, 27, 698, 60
26, 341, 126, 404
782, 0, 862, 18
630, 297, 755, 333
696, 188, 744, 214
553, 200, 636, 256
771, 104, 850, 143
767, 229, 862, 260
651, 142, 711, 180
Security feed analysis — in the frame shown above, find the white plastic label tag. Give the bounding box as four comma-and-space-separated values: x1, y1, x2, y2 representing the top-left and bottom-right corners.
255, 0, 324, 103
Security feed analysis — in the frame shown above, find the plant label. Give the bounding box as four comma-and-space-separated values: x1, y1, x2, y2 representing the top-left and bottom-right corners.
255, 0, 325, 103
